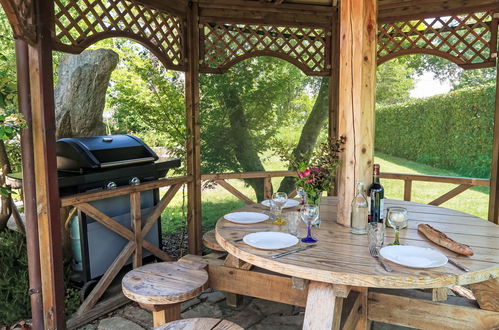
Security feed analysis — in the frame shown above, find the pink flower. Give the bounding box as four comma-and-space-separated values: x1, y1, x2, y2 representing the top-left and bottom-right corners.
306, 178, 313, 183
298, 168, 311, 179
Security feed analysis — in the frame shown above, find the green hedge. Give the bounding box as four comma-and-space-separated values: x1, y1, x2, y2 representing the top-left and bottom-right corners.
375, 84, 496, 178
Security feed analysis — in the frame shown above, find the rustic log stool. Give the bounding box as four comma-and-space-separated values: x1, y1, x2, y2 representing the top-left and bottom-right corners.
122, 262, 209, 327
202, 229, 225, 252
154, 318, 243, 330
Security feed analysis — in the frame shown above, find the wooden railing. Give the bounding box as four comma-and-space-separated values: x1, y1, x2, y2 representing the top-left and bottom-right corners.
201, 170, 490, 207
60, 175, 192, 316
380, 172, 490, 206
201, 170, 297, 203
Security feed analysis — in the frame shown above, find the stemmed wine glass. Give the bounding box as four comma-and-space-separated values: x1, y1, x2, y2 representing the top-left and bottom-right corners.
300, 204, 319, 243
387, 207, 408, 245
272, 192, 288, 225
297, 187, 307, 205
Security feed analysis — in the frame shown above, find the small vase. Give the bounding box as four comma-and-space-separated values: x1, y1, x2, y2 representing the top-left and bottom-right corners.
307, 191, 322, 206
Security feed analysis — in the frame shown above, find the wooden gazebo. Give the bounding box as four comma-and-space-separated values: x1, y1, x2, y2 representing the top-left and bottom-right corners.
1, 0, 499, 328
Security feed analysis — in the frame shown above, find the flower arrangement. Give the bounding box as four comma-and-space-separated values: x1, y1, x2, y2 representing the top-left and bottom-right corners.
295, 136, 345, 205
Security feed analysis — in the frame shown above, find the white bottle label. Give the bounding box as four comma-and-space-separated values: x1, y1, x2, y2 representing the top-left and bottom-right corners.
367, 196, 371, 215
380, 198, 385, 219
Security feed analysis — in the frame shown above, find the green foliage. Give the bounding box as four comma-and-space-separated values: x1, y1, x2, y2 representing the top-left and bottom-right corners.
451, 67, 496, 91
93, 39, 187, 172
376, 58, 415, 105
294, 137, 345, 202
0, 229, 82, 325
0, 230, 30, 325
375, 84, 495, 178
200, 57, 309, 174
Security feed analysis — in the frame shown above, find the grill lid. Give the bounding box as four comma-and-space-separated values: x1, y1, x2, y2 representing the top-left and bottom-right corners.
57, 134, 159, 171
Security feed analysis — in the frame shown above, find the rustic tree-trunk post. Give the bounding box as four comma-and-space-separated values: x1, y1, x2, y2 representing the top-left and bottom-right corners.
15, 38, 44, 330
28, 0, 66, 326
488, 58, 499, 225
329, 7, 340, 196
186, 2, 202, 254
336, 0, 377, 226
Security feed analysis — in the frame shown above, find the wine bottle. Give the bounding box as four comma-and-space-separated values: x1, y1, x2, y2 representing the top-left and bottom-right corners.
368, 164, 384, 223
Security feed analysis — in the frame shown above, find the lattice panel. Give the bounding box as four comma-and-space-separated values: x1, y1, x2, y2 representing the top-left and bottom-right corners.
378, 11, 497, 69
201, 22, 329, 75
53, 0, 184, 69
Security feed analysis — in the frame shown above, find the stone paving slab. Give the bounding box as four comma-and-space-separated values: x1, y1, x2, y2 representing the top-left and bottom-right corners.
77, 290, 414, 330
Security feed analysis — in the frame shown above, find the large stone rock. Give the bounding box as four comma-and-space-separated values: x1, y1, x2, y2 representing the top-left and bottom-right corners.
118, 305, 152, 328
97, 316, 144, 330
181, 302, 222, 319
55, 49, 118, 139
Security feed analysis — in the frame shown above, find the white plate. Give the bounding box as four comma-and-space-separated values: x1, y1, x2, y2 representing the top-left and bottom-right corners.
380, 245, 448, 268
243, 232, 299, 250
261, 199, 300, 209
224, 212, 269, 224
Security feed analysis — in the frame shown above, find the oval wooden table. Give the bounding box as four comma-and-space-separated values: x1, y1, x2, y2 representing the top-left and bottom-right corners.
215, 197, 499, 330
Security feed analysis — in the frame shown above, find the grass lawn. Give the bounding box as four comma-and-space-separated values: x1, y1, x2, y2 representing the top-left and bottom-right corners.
161, 152, 490, 235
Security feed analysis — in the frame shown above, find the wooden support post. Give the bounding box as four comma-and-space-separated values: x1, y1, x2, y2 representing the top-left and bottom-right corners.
336, 0, 377, 226
263, 177, 272, 200
303, 281, 343, 330
186, 2, 202, 254
432, 287, 448, 302
130, 192, 142, 268
489, 59, 499, 224
28, 0, 66, 325
403, 180, 412, 201
15, 38, 44, 330
329, 7, 340, 196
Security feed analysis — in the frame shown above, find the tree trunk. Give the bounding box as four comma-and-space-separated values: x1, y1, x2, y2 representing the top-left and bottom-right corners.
222, 87, 266, 201
0, 139, 12, 231
278, 77, 330, 193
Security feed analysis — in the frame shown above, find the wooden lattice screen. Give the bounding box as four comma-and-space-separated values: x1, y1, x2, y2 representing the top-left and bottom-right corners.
52, 0, 185, 70
378, 11, 498, 69
199, 21, 331, 76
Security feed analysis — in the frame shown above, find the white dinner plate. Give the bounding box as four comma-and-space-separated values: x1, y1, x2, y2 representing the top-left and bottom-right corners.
380, 245, 448, 268
243, 232, 299, 250
261, 199, 300, 209
224, 212, 269, 224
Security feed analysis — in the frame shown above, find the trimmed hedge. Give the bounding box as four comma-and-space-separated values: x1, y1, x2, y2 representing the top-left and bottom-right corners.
375, 84, 496, 178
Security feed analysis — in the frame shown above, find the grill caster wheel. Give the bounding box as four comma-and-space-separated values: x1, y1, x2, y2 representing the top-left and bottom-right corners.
80, 280, 97, 301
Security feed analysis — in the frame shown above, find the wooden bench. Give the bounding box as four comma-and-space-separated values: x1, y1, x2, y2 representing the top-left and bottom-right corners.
202, 230, 225, 252
122, 262, 208, 327
154, 318, 243, 330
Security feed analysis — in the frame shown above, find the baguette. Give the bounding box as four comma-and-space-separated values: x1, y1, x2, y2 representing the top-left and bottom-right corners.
418, 224, 474, 256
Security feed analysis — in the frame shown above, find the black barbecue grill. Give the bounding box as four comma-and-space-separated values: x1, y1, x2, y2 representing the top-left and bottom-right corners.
57, 134, 181, 283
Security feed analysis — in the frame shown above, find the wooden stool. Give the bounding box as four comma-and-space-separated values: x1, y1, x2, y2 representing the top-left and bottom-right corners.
154, 318, 243, 330
122, 262, 208, 327
202, 230, 225, 252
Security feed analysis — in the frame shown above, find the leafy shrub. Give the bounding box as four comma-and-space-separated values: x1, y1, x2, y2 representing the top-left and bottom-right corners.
0, 230, 81, 325
0, 230, 30, 325
375, 84, 496, 178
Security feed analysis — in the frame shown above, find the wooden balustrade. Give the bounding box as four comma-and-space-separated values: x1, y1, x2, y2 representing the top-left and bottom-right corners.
60, 175, 191, 315
380, 172, 490, 206
201, 170, 298, 204
200, 171, 489, 207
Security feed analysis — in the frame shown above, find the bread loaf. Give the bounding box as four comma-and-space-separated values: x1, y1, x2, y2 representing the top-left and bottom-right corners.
418, 224, 474, 256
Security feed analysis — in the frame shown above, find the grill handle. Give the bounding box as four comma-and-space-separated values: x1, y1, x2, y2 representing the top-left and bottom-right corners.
99, 157, 156, 168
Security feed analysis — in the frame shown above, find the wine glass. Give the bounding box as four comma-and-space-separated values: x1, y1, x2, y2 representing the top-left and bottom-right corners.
297, 187, 307, 205
272, 192, 288, 225
300, 204, 319, 243
387, 207, 408, 245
